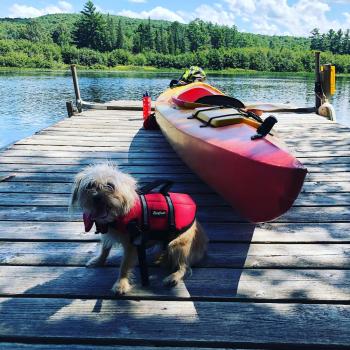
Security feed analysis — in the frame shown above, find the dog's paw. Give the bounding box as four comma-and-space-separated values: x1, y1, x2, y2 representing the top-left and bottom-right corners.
85, 256, 105, 268
163, 274, 180, 287
111, 279, 131, 295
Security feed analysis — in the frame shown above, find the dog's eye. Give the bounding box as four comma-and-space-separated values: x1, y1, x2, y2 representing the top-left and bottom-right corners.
105, 182, 115, 191
86, 182, 94, 190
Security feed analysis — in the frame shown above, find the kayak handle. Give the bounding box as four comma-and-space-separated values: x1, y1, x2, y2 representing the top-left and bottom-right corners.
251, 115, 278, 140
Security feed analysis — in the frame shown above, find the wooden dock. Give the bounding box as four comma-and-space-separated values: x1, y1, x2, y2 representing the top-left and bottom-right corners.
0, 102, 349, 349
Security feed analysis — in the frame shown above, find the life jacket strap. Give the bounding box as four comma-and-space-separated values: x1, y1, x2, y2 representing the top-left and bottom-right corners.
127, 220, 149, 286
165, 194, 176, 233
139, 194, 149, 231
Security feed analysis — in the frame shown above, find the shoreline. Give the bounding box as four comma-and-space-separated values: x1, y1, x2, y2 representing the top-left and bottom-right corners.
2, 65, 348, 77
0, 65, 336, 76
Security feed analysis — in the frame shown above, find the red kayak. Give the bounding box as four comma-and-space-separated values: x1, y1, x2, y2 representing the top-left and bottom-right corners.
155, 82, 307, 223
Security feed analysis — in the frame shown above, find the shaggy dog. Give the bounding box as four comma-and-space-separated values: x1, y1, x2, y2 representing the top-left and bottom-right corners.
70, 163, 208, 295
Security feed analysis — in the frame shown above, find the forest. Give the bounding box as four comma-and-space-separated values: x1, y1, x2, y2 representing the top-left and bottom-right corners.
0, 0, 349, 73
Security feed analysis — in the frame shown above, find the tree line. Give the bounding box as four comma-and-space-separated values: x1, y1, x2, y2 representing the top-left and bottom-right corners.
310, 28, 350, 55
0, 0, 349, 73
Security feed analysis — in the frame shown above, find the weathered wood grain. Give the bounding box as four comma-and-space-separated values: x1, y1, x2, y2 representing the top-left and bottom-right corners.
0, 205, 350, 222
0, 266, 348, 301
2, 147, 350, 158
8, 143, 350, 157
0, 156, 184, 166
0, 242, 348, 268
0, 164, 191, 175
18, 136, 350, 151
0, 192, 349, 207
0, 221, 349, 243
2, 155, 350, 166
1, 180, 350, 194
0, 170, 349, 183
0, 344, 248, 350
2, 162, 350, 174
0, 298, 348, 347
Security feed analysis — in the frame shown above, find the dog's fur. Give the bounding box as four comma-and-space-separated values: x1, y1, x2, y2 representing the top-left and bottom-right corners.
70, 163, 208, 294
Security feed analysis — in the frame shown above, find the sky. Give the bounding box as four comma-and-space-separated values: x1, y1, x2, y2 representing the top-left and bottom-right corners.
1, 0, 350, 36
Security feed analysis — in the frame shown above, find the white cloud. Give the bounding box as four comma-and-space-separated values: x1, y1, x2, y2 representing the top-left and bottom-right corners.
9, 1, 73, 18
224, 0, 343, 36
113, 0, 350, 36
184, 3, 236, 26
118, 6, 185, 22
119, 3, 235, 26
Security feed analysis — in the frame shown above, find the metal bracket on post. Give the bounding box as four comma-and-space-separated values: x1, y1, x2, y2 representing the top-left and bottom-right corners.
70, 64, 82, 113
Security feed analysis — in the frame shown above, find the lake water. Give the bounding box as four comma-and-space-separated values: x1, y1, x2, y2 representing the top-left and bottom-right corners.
0, 70, 349, 149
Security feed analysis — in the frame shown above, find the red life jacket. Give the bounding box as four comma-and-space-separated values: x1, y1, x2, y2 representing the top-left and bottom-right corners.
83, 192, 196, 238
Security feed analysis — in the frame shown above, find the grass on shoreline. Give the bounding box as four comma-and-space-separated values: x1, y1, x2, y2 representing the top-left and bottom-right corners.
0, 65, 349, 77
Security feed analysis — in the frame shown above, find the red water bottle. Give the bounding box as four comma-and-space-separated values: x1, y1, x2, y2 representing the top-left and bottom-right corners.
142, 91, 151, 120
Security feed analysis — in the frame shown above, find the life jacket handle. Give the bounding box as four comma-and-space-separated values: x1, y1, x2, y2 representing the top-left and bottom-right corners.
138, 179, 174, 195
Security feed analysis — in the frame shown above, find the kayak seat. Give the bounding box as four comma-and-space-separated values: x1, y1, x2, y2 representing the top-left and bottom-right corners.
191, 107, 261, 128
177, 87, 218, 103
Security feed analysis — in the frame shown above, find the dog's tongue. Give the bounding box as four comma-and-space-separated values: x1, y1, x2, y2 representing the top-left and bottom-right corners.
83, 213, 94, 232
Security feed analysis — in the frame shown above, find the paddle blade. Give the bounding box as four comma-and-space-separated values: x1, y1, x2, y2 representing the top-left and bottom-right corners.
195, 95, 245, 108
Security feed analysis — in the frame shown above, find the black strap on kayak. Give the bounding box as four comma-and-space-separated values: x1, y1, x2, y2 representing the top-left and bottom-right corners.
251, 115, 278, 140
199, 112, 242, 128
195, 95, 246, 109
189, 107, 263, 127
188, 106, 224, 120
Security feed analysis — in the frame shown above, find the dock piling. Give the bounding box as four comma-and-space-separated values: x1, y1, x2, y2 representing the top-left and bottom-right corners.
314, 51, 322, 111
70, 64, 82, 113
66, 101, 75, 118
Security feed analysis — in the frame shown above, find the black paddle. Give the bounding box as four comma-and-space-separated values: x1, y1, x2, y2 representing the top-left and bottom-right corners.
196, 95, 315, 114
195, 95, 246, 109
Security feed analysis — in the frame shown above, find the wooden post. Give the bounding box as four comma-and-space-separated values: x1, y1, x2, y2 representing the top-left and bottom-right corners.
66, 101, 74, 118
70, 64, 82, 112
314, 51, 322, 110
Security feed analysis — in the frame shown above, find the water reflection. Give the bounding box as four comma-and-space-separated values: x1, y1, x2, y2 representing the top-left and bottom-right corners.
0, 70, 349, 148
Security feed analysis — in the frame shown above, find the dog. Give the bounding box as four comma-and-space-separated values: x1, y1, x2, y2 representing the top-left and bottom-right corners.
70, 163, 208, 295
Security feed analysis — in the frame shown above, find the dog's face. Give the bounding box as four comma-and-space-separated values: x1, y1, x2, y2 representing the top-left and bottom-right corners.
70, 163, 137, 223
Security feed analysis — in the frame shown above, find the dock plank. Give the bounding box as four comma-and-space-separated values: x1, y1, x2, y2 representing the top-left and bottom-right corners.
0, 242, 348, 268
0, 266, 348, 302
0, 298, 348, 347
0, 221, 349, 243
1, 180, 350, 194
0, 192, 349, 207
0, 205, 350, 222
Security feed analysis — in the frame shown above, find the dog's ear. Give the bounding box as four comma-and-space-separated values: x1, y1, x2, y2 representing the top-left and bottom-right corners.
70, 172, 84, 209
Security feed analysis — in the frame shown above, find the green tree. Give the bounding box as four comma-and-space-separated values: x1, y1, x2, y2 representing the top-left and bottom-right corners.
22, 20, 50, 43
187, 19, 210, 51
74, 0, 107, 51
310, 28, 321, 50
343, 29, 350, 54
116, 20, 124, 49
52, 23, 71, 46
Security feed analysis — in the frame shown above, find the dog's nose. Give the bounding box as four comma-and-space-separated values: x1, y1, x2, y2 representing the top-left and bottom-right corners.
92, 192, 103, 203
